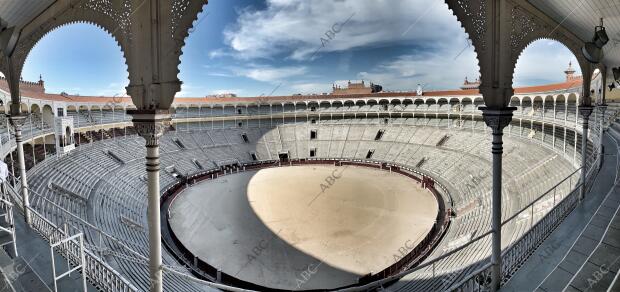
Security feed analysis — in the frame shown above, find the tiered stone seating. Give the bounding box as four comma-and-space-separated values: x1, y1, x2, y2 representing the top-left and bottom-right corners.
22, 112, 584, 291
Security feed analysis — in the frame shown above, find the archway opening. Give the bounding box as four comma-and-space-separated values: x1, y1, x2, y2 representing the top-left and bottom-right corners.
22, 23, 128, 98
514, 39, 581, 87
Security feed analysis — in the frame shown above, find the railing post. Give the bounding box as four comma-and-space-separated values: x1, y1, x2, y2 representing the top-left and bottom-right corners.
578, 106, 593, 201
481, 106, 515, 291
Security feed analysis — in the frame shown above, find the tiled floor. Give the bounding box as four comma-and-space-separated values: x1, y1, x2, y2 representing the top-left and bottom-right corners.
565, 189, 620, 291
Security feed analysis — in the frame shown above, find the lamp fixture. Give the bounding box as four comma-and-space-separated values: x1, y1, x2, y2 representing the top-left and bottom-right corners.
582, 18, 609, 63
594, 23, 609, 48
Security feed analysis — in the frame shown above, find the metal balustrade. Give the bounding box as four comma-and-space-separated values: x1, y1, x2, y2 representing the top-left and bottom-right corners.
0, 193, 17, 257
2, 179, 139, 292
446, 153, 600, 291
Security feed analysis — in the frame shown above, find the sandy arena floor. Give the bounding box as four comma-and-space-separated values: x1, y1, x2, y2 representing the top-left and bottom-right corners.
168, 165, 438, 290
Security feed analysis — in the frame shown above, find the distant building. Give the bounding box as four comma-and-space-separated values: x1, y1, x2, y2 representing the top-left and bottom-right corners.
460, 76, 481, 90
564, 61, 579, 82
332, 80, 382, 95
0, 74, 45, 94
460, 62, 579, 90
206, 93, 237, 98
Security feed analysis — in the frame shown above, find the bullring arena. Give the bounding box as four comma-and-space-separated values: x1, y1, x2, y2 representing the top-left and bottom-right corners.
0, 66, 617, 292
168, 165, 439, 289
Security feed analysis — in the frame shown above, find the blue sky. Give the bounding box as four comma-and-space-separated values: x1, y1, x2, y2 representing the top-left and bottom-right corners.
21, 0, 581, 97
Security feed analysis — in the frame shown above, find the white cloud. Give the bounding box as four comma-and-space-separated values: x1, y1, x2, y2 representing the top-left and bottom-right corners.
94, 81, 129, 96
210, 89, 243, 95
290, 82, 333, 94
219, 0, 575, 90
176, 83, 206, 97
354, 45, 479, 91
208, 48, 232, 59
206, 71, 236, 78
233, 65, 307, 83
224, 0, 464, 60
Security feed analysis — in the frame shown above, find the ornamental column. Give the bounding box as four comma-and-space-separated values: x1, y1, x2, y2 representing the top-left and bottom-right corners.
9, 116, 31, 225
481, 106, 515, 291
129, 110, 171, 292
5, 53, 32, 226
578, 106, 593, 200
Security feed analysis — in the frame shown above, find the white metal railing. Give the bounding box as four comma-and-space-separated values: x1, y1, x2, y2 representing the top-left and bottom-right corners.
9, 153, 600, 292
50, 232, 88, 292
14, 139, 600, 292
13, 154, 584, 292
446, 153, 601, 292
6, 172, 264, 292
2, 179, 138, 292
0, 189, 17, 257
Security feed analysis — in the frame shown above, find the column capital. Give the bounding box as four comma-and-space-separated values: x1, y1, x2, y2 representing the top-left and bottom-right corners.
479, 107, 516, 133
127, 109, 172, 146
597, 104, 608, 114
8, 115, 28, 131
578, 105, 594, 120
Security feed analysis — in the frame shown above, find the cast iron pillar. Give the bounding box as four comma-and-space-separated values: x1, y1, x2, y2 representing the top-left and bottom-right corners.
480, 106, 515, 291
579, 106, 594, 200
129, 109, 171, 292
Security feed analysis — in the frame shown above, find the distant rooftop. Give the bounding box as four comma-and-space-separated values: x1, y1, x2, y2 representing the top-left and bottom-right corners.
0, 65, 584, 106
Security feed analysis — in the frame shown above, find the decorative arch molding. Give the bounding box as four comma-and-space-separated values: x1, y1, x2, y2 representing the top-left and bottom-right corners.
0, 0, 208, 112
444, 0, 486, 57
445, 0, 587, 108
125, 0, 208, 110
509, 8, 584, 67
169, 0, 209, 77
7, 0, 134, 81
444, 0, 489, 102
507, 1, 595, 106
